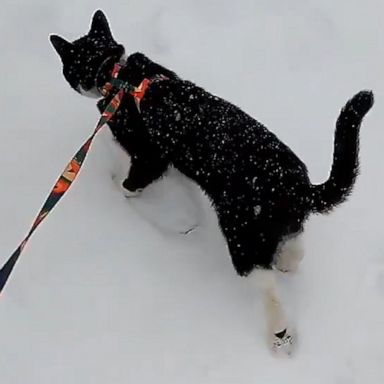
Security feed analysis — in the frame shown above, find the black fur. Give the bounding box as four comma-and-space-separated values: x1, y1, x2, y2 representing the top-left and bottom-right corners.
51, 10, 374, 276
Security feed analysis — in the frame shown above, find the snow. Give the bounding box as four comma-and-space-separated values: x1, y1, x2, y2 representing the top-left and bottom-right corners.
1, 0, 383, 383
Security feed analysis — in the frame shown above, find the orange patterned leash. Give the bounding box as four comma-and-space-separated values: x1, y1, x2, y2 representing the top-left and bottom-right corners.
0, 64, 162, 295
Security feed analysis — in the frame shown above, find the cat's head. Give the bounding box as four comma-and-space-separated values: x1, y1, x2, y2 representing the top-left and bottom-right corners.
50, 10, 125, 98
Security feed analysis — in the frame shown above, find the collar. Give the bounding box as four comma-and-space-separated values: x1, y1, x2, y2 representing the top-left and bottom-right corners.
100, 63, 168, 112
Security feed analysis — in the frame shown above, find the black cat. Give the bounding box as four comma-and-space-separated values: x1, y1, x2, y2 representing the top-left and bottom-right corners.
50, 10, 374, 354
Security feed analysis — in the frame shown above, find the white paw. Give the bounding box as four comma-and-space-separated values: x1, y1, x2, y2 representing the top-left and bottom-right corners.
121, 184, 143, 198
270, 329, 295, 357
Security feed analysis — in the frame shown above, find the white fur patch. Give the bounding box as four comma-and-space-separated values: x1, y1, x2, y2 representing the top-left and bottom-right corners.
276, 234, 304, 273
248, 269, 294, 355
77, 85, 101, 99
122, 185, 143, 198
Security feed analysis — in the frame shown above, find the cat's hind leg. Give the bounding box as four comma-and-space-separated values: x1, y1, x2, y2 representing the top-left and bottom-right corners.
275, 233, 304, 273
217, 207, 295, 355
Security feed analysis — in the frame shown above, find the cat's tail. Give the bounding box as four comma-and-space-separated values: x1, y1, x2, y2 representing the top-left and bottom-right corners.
308, 90, 374, 214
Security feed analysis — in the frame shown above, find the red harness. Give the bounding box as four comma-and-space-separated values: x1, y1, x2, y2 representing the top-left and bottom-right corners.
101, 63, 168, 112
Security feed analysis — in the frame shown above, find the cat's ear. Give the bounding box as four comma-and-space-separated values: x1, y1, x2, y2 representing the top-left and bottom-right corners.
50, 35, 73, 58
89, 10, 113, 40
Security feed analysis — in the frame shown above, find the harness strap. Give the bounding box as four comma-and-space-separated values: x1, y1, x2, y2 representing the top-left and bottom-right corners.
102, 63, 168, 112
0, 64, 166, 295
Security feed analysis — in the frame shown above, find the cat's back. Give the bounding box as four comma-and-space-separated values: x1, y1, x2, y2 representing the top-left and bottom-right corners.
146, 78, 305, 170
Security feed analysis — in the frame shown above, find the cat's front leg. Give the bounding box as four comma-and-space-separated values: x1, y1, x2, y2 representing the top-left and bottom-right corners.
121, 179, 143, 198
121, 155, 169, 198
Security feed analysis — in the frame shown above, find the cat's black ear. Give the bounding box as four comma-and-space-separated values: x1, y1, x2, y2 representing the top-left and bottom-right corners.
50, 35, 73, 57
89, 10, 113, 39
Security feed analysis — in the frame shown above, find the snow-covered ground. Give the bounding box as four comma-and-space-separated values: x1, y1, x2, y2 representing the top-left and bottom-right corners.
1, 0, 383, 382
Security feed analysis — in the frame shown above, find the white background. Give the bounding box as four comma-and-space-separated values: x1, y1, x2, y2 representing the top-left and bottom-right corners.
0, 1, 383, 383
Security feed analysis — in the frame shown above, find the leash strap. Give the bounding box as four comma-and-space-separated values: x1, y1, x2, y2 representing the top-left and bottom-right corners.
0, 76, 126, 295
0, 63, 167, 295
